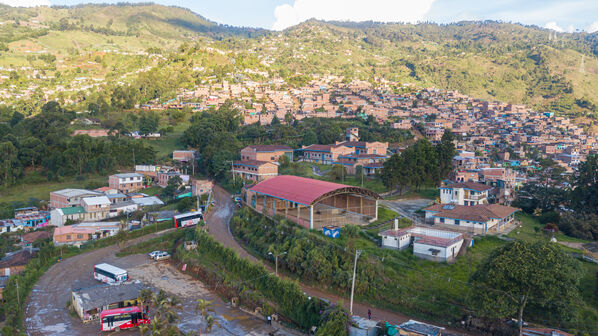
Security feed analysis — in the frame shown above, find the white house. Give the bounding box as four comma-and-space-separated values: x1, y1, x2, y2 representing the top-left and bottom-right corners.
422, 203, 519, 234
439, 181, 491, 206
379, 223, 464, 262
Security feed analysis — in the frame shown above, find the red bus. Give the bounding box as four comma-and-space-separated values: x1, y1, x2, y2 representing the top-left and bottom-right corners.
100, 306, 150, 332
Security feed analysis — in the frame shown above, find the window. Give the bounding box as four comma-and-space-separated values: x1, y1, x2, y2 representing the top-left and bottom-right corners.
66, 235, 71, 240
455, 220, 460, 225
77, 234, 83, 239
440, 218, 445, 223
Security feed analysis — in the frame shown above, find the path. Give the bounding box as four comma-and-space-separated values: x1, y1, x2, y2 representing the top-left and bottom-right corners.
205, 186, 470, 335
381, 199, 432, 225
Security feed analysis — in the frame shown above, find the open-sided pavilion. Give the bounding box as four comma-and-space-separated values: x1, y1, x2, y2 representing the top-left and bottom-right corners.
245, 175, 381, 230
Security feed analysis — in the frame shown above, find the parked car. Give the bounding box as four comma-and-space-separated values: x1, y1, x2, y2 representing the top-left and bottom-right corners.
154, 252, 170, 260
148, 250, 162, 259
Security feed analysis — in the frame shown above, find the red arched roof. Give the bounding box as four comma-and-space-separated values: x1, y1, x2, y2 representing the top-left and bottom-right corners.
249, 175, 380, 206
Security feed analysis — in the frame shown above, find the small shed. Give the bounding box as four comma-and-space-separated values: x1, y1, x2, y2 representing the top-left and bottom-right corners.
349, 316, 378, 336
71, 282, 145, 322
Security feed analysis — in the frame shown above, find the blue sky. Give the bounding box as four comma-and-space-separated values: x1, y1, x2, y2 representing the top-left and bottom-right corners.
5, 0, 598, 32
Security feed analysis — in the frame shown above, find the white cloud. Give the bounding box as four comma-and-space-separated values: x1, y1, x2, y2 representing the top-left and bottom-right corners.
587, 21, 598, 33
0, 0, 50, 6
544, 21, 563, 32
273, 0, 436, 31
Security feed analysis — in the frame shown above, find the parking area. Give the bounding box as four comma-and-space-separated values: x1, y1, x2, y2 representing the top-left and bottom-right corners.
25, 233, 298, 336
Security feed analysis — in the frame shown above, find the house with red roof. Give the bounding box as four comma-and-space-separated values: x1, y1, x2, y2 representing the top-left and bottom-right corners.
422, 203, 519, 234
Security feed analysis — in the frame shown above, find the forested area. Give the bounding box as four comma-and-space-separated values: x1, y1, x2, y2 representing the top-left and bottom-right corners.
513, 154, 598, 240
0, 101, 156, 187
381, 130, 456, 193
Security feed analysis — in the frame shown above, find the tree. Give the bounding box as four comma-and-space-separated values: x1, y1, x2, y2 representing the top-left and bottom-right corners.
195, 299, 214, 335
327, 165, 347, 182
571, 153, 598, 213
436, 129, 456, 179
0, 141, 21, 186
139, 112, 159, 135
302, 129, 318, 146
162, 176, 183, 198
468, 240, 582, 334
271, 115, 281, 126
315, 304, 349, 336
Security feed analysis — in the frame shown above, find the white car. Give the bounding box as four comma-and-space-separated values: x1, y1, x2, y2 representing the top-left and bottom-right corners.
154, 252, 170, 261
148, 251, 162, 259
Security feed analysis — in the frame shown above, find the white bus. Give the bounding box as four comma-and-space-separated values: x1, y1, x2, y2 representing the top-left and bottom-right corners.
94, 263, 128, 285
174, 210, 203, 228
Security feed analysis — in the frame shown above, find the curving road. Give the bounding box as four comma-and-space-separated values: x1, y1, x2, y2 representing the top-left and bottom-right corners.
205, 184, 471, 335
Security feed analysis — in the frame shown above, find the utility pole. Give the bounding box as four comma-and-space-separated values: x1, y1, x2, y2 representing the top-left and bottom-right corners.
361, 166, 364, 188
132, 147, 136, 169
231, 161, 235, 182
269, 251, 287, 276
349, 249, 362, 315
16, 278, 20, 308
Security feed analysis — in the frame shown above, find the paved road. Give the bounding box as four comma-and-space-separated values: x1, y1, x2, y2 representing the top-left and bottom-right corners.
381, 199, 433, 225
205, 186, 470, 335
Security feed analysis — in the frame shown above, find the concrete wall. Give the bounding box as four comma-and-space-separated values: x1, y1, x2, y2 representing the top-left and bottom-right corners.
413, 239, 463, 262
381, 234, 411, 250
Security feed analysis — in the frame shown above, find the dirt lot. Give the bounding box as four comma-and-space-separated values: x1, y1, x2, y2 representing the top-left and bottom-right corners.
25, 230, 296, 336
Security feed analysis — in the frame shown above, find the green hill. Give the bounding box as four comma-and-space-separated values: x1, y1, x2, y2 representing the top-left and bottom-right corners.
0, 3, 597, 117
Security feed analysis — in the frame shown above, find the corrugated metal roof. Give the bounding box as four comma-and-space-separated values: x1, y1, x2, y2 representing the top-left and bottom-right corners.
249, 175, 379, 206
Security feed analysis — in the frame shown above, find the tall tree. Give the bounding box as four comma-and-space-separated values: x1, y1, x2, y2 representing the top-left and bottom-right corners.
0, 141, 21, 186
436, 129, 456, 180
469, 240, 582, 334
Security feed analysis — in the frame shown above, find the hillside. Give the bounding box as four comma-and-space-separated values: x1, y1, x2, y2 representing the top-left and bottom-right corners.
0, 3, 597, 117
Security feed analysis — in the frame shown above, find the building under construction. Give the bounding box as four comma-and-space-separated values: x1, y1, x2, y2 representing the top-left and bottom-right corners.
245, 175, 381, 230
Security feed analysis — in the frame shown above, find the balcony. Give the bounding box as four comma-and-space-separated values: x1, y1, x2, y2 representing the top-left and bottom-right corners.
465, 193, 487, 201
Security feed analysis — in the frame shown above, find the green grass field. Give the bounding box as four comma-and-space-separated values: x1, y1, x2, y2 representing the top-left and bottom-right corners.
0, 174, 106, 204
143, 122, 189, 159
508, 213, 592, 246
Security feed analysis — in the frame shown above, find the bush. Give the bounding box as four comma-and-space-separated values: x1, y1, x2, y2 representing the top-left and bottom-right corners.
177, 229, 324, 331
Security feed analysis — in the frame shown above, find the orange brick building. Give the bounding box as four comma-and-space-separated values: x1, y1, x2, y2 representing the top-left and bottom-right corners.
232, 160, 278, 182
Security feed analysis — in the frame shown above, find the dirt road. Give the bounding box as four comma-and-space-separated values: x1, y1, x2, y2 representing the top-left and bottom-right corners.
205, 186, 470, 334
26, 231, 171, 336
25, 227, 295, 336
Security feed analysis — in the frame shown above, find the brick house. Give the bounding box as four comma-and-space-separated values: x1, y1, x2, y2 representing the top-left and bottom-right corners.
108, 173, 144, 193
50, 189, 102, 209
192, 180, 213, 196
53, 226, 96, 246
172, 150, 195, 162
240, 145, 293, 163
232, 160, 278, 181
301, 144, 354, 164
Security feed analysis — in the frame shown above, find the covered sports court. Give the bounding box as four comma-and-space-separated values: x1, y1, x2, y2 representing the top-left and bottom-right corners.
245, 175, 381, 230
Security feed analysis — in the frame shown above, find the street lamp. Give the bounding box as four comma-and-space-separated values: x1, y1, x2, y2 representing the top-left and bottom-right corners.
349, 249, 362, 315
268, 251, 287, 276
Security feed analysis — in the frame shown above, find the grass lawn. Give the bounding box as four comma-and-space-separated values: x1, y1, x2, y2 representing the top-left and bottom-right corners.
280, 162, 389, 193
0, 174, 106, 204
143, 122, 189, 159
386, 186, 439, 200
508, 213, 592, 246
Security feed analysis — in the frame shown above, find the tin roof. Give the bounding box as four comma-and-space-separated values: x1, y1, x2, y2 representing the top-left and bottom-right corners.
249, 175, 380, 206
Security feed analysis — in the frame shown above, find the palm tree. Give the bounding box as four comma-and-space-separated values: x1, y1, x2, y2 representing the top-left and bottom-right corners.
195, 299, 213, 335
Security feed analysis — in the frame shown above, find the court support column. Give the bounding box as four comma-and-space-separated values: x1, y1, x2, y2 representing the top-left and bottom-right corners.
374, 200, 378, 220
310, 205, 314, 230
297, 204, 300, 225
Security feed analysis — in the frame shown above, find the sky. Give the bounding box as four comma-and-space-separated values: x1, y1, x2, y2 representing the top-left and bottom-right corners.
2, 0, 598, 33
